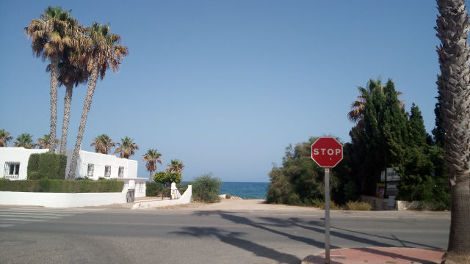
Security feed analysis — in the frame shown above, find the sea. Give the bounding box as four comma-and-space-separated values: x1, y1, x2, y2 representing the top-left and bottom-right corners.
220, 182, 269, 199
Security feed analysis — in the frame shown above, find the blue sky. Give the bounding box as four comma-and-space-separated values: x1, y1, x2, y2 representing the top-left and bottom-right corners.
0, 1, 443, 182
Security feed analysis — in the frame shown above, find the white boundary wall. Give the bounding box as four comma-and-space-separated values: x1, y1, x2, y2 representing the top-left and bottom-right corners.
0, 191, 126, 208
132, 185, 192, 209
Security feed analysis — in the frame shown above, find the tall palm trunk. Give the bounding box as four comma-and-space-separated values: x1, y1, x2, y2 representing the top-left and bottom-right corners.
67, 62, 99, 179
149, 168, 155, 181
436, 0, 470, 259
49, 56, 59, 153
59, 84, 73, 154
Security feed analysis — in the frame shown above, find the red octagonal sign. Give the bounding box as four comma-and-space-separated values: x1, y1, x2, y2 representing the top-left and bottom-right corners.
311, 137, 343, 168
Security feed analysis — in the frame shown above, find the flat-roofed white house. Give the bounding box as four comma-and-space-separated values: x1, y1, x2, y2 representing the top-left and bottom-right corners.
66, 150, 146, 198
0, 147, 49, 180
0, 147, 146, 198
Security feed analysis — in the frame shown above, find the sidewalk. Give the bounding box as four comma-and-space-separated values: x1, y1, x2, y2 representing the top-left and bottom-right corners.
302, 247, 445, 264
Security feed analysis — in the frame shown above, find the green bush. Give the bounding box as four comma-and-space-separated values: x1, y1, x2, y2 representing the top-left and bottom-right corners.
192, 174, 221, 203
177, 183, 188, 194
0, 179, 123, 193
154, 171, 182, 185
345, 201, 372, 211
27, 153, 67, 180
146, 182, 164, 196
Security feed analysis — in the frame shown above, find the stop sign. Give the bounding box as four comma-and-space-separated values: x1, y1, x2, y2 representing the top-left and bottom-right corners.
311, 137, 343, 168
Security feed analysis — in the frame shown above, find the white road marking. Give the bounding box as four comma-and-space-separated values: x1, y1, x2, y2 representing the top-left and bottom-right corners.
0, 207, 100, 228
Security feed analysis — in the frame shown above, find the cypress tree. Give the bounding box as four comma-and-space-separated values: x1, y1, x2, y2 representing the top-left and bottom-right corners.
382, 80, 409, 167
408, 103, 427, 147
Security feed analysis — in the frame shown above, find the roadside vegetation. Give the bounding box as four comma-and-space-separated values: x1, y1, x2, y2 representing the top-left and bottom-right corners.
192, 174, 221, 203
267, 79, 449, 210
145, 158, 185, 199
0, 178, 123, 193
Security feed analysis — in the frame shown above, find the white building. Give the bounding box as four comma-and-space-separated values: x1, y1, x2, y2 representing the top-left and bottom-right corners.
0, 147, 146, 198
66, 150, 146, 198
66, 150, 138, 180
0, 147, 49, 180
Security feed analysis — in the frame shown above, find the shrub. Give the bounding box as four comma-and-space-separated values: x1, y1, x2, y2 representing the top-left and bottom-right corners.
146, 182, 164, 196
345, 201, 372, 211
0, 179, 123, 192
312, 199, 341, 210
192, 174, 221, 203
27, 153, 67, 180
177, 183, 188, 194
225, 193, 232, 199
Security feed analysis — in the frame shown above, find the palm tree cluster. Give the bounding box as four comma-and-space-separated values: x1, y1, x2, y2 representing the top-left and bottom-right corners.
142, 149, 185, 182
90, 134, 140, 160
0, 129, 58, 150
25, 6, 128, 179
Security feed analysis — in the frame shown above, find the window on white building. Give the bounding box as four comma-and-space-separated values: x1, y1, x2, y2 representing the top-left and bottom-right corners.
4, 162, 20, 178
104, 166, 111, 177
118, 166, 124, 178
87, 164, 94, 177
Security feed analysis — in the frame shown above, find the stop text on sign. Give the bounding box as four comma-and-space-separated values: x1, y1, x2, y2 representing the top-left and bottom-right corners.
311, 137, 343, 168
312, 148, 341, 156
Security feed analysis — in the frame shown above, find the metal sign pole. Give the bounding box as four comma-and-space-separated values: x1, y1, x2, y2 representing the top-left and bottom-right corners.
324, 168, 331, 264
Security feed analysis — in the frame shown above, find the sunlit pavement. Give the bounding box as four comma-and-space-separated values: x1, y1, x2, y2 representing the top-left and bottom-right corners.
0, 204, 449, 264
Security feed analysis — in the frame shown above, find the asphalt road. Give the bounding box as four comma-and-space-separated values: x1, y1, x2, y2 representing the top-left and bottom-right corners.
0, 206, 449, 264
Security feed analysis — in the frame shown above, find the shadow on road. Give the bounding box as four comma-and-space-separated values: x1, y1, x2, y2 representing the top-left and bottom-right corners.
192, 210, 443, 253
258, 216, 441, 250
258, 216, 393, 247
171, 227, 301, 263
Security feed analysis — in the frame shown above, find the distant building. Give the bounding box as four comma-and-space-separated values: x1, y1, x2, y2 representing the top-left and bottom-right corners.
0, 148, 145, 198
377, 167, 401, 209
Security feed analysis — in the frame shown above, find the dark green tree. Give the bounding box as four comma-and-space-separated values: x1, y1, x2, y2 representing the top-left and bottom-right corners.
398, 103, 448, 208
408, 103, 427, 147
266, 137, 344, 205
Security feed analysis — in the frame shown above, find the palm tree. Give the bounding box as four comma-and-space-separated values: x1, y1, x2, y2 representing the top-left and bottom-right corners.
436, 0, 470, 260
115, 137, 139, 159
25, 6, 78, 153
37, 134, 57, 149
0, 129, 13, 147
14, 133, 34, 149
90, 134, 115, 154
167, 159, 184, 174
143, 149, 162, 180
67, 23, 128, 179
56, 39, 89, 154
348, 79, 403, 123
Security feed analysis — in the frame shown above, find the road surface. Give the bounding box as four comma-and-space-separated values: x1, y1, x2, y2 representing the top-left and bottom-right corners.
0, 204, 449, 264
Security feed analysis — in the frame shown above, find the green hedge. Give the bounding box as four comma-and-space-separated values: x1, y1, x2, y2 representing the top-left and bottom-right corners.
146, 182, 164, 196
0, 179, 124, 193
27, 153, 67, 180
